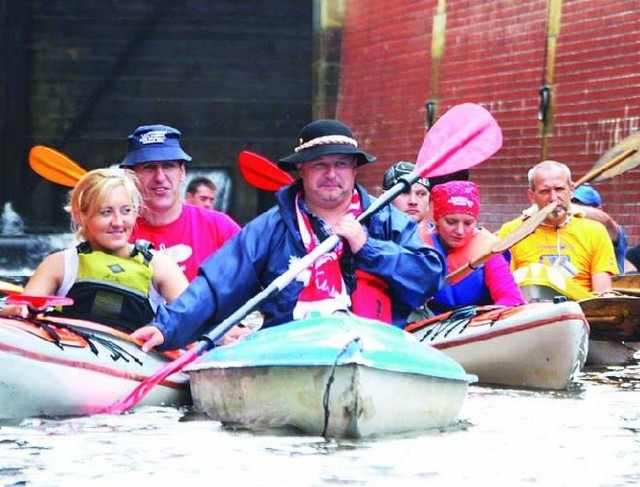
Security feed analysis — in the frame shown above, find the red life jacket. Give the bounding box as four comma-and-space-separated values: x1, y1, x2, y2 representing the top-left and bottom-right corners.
350, 270, 392, 324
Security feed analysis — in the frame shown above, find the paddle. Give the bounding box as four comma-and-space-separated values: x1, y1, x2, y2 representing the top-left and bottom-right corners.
576, 130, 640, 185
574, 146, 638, 188
105, 102, 502, 414
0, 280, 25, 295
29, 145, 87, 188
238, 150, 294, 191
6, 294, 74, 311
445, 200, 558, 285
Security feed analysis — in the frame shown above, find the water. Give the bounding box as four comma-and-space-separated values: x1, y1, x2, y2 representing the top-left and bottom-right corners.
1, 208, 639, 486
2, 368, 640, 487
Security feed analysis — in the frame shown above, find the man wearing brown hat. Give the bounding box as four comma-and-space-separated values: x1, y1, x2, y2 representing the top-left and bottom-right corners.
132, 119, 445, 352
120, 124, 241, 281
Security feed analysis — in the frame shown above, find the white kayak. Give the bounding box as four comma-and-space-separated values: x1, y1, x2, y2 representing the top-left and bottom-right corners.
406, 300, 590, 390
0, 314, 190, 421
513, 263, 640, 366
185, 313, 476, 439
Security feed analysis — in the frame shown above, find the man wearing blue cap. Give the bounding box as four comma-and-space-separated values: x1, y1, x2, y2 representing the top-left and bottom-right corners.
121, 124, 240, 281
571, 184, 628, 274
132, 119, 445, 351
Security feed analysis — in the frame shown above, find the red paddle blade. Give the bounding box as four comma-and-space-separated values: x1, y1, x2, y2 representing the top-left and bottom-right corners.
6, 294, 74, 310
238, 150, 294, 191
416, 103, 502, 178
105, 348, 199, 414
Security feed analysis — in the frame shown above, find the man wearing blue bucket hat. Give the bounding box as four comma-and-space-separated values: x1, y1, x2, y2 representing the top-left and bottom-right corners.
571, 184, 628, 274
132, 119, 445, 351
121, 124, 240, 281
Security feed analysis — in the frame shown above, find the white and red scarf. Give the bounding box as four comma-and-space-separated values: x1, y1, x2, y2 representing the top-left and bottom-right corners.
292, 189, 362, 320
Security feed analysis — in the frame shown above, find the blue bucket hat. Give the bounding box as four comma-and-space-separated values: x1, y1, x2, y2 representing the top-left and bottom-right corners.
278, 119, 376, 169
120, 124, 192, 167
571, 184, 602, 208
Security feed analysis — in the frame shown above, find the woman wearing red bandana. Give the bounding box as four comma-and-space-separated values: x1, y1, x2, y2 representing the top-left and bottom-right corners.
132, 119, 446, 352
423, 181, 525, 313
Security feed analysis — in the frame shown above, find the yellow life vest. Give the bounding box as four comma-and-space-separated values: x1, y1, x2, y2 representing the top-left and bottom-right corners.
58, 241, 156, 332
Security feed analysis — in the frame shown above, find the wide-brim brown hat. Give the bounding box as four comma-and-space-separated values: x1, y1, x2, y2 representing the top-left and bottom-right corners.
278, 119, 376, 169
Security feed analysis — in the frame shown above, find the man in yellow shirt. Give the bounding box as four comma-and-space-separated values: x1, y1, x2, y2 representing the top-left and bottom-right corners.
496, 160, 617, 294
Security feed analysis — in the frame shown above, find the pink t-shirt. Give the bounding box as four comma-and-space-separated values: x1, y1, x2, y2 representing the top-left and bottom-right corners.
130, 204, 241, 281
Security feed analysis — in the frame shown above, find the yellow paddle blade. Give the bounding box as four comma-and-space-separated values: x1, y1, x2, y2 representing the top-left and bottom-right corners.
0, 280, 24, 294
580, 131, 640, 185
29, 145, 87, 187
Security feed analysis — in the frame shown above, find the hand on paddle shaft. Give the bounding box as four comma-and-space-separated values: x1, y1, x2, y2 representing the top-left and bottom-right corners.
104, 102, 503, 414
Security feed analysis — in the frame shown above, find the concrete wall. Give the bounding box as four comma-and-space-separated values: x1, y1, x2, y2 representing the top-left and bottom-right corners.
1, 0, 313, 230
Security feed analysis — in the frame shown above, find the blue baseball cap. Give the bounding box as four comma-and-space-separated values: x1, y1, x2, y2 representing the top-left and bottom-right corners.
120, 124, 192, 167
571, 184, 602, 207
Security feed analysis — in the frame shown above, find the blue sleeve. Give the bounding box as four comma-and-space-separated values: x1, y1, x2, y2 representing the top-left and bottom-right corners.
154, 215, 275, 350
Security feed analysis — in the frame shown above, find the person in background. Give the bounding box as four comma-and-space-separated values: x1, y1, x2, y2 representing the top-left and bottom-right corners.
570, 184, 627, 274
185, 176, 217, 210
120, 124, 241, 281
131, 119, 445, 351
1, 169, 189, 332
382, 161, 431, 241
497, 160, 617, 294
424, 180, 525, 313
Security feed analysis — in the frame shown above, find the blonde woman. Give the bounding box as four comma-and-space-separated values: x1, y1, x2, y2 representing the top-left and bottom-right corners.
2, 169, 188, 332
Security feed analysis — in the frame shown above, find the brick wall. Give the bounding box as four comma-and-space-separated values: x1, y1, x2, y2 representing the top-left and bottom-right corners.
336, 0, 640, 243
